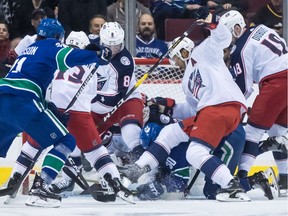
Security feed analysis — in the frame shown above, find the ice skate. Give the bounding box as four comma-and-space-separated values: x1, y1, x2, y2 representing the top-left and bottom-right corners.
104, 173, 135, 204
259, 136, 288, 153
50, 178, 75, 197
248, 171, 274, 200
216, 178, 251, 202
25, 173, 61, 208
278, 174, 288, 197
117, 164, 151, 183
4, 172, 22, 204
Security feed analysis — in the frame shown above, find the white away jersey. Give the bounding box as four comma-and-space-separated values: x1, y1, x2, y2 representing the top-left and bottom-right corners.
182, 22, 247, 113
230, 24, 288, 97
15, 34, 37, 56
46, 63, 97, 112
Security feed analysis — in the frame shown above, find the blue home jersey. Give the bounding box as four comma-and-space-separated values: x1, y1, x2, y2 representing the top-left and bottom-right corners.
136, 36, 168, 58
0, 38, 100, 101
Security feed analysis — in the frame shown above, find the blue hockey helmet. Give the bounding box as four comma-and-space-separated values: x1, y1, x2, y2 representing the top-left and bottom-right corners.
140, 122, 164, 149
37, 18, 65, 41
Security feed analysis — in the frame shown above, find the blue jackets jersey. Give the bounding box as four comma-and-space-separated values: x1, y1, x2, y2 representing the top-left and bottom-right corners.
136, 36, 168, 58
0, 38, 101, 102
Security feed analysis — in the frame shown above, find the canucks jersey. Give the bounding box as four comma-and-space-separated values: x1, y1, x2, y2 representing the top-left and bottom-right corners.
136, 35, 168, 58
0, 38, 102, 102
230, 25, 288, 97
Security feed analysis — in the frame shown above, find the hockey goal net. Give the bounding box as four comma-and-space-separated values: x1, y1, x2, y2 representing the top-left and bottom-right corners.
134, 58, 185, 103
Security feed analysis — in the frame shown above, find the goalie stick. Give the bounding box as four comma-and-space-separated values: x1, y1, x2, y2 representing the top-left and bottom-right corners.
97, 20, 201, 126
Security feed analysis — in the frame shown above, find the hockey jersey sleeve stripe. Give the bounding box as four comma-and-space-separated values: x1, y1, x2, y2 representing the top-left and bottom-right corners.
0, 78, 43, 100
56, 47, 73, 71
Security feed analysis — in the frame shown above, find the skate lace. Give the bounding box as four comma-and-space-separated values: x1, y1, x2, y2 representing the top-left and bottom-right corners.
54, 179, 72, 189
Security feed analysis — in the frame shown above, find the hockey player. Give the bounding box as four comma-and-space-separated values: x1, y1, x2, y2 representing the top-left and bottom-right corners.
219, 10, 288, 195
0, 18, 111, 207
90, 22, 145, 162
6, 31, 134, 203
118, 16, 251, 202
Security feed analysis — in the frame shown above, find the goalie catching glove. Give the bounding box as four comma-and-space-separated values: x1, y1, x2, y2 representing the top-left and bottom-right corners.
85, 43, 112, 65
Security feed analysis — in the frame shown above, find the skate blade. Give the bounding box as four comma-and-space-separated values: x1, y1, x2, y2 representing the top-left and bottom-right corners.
117, 191, 135, 204
216, 192, 251, 202
4, 196, 12, 204
264, 167, 279, 199
25, 195, 61, 208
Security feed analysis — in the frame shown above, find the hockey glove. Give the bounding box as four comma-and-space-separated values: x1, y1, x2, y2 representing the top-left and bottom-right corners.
47, 102, 70, 127
85, 43, 112, 65
149, 97, 175, 116
195, 6, 209, 20
136, 181, 164, 200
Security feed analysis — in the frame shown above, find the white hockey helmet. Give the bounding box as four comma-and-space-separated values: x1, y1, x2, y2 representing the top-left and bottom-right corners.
168, 37, 194, 61
65, 31, 90, 49
100, 22, 124, 55
219, 10, 246, 38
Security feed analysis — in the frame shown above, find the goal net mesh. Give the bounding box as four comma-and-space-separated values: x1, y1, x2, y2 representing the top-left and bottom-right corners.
134, 58, 185, 103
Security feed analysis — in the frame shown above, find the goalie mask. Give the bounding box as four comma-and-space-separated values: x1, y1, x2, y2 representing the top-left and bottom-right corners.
65, 31, 90, 49
100, 22, 124, 56
219, 10, 246, 38
168, 37, 194, 67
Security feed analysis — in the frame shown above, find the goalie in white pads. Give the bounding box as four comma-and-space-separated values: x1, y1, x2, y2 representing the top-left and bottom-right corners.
119, 16, 251, 202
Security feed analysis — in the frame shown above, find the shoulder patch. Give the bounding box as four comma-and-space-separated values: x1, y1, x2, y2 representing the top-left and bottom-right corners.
120, 56, 130, 66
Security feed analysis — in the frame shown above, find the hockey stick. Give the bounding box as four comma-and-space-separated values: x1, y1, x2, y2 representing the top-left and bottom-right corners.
64, 65, 99, 113
0, 149, 42, 197
66, 157, 116, 202
98, 20, 200, 125
184, 169, 200, 197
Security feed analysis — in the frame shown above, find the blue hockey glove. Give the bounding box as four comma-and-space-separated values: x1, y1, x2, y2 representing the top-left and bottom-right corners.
136, 181, 164, 200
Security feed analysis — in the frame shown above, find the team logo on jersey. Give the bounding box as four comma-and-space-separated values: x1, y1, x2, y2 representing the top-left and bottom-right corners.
120, 56, 130, 65
97, 72, 107, 90
188, 69, 205, 99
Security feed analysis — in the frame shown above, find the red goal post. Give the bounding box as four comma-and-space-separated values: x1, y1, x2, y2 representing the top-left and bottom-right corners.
134, 58, 186, 103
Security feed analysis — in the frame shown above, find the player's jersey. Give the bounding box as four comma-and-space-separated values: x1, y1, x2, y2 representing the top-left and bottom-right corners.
46, 63, 98, 112
15, 34, 37, 56
230, 24, 288, 97
91, 47, 141, 114
181, 22, 247, 113
0, 38, 101, 102
136, 35, 168, 58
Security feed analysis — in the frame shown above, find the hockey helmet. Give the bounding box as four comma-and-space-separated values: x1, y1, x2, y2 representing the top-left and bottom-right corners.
37, 18, 65, 42
65, 31, 90, 49
219, 10, 246, 38
99, 22, 124, 55
168, 36, 194, 62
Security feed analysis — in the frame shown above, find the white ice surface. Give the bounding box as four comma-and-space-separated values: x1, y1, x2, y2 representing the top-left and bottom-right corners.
1, 190, 287, 216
